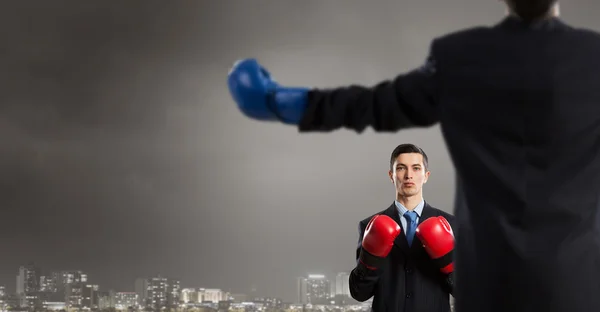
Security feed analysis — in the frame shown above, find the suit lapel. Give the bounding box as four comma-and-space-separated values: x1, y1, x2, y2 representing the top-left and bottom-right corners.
419, 202, 436, 223
381, 203, 411, 254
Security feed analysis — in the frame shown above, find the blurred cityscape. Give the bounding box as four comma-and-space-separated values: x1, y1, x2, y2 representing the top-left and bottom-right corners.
0, 263, 454, 312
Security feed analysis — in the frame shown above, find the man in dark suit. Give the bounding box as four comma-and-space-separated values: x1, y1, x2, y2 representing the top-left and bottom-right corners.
349, 143, 456, 312
227, 1, 600, 311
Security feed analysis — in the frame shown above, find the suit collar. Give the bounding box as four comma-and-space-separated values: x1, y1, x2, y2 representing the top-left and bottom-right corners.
495, 15, 567, 31
383, 203, 402, 228
384, 200, 436, 222
394, 199, 425, 218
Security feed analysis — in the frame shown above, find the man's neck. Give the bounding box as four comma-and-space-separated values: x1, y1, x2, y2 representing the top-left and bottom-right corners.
505, 3, 560, 19
396, 195, 423, 211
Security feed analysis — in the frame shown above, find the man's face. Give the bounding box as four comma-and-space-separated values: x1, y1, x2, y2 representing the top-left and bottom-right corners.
388, 153, 430, 198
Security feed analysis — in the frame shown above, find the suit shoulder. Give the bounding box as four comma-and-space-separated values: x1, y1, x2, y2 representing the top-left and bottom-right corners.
439, 210, 455, 222
556, 26, 600, 54
426, 205, 457, 231
358, 207, 391, 227
426, 204, 455, 221
432, 25, 491, 44
569, 26, 600, 39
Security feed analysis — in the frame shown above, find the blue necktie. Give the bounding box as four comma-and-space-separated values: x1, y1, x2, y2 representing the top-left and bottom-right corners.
404, 211, 418, 246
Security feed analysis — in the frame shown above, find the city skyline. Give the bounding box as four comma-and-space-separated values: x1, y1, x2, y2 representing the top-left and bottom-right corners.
2, 263, 355, 307
1, 264, 356, 303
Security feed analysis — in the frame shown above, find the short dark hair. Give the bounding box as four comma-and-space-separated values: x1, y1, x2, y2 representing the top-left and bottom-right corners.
389, 144, 429, 171
506, 0, 557, 22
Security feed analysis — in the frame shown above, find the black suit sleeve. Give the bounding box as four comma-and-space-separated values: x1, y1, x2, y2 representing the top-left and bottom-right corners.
349, 221, 381, 302
441, 214, 457, 296
298, 39, 440, 133
444, 272, 455, 296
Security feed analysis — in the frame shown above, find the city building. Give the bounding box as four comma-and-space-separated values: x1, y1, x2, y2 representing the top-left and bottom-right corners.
297, 274, 331, 305
135, 275, 180, 309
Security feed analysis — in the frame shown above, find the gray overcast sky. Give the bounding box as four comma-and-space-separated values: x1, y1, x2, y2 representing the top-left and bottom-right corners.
2, 0, 599, 302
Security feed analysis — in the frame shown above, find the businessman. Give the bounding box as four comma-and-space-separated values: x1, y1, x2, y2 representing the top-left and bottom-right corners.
226, 1, 600, 311
351, 144, 456, 312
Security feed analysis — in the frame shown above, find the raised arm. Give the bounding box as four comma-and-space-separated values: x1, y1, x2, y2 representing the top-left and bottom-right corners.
227, 40, 441, 133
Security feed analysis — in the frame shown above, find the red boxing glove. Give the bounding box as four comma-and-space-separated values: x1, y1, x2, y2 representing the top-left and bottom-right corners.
359, 215, 401, 269
415, 216, 455, 274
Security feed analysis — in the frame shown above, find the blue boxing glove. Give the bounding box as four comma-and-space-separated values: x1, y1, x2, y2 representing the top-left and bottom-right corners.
227, 58, 309, 124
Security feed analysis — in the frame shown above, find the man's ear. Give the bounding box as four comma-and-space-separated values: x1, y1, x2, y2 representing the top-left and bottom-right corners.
552, 2, 560, 17
424, 170, 431, 184
388, 170, 394, 184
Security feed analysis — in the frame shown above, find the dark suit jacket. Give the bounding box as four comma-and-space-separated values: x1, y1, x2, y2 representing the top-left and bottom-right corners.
349, 202, 456, 312
298, 16, 600, 312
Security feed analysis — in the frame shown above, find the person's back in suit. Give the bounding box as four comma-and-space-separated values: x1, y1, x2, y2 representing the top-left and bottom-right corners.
226, 1, 600, 311
436, 6, 600, 312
